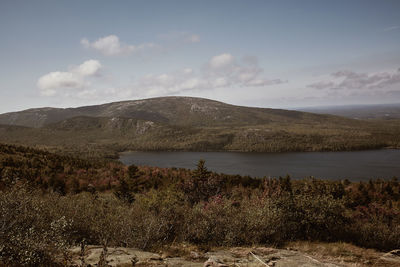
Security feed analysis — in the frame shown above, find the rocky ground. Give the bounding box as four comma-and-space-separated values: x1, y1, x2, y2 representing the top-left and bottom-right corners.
67, 243, 400, 267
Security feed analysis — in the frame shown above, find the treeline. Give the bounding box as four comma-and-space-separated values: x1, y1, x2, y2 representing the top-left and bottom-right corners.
0, 143, 121, 194
1, 117, 400, 157
0, 143, 260, 194
0, 143, 399, 266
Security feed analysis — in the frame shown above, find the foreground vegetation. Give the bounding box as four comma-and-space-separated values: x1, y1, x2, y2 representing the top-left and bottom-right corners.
0, 143, 399, 265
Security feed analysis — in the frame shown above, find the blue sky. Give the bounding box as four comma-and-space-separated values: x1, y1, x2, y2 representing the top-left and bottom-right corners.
1, 0, 400, 113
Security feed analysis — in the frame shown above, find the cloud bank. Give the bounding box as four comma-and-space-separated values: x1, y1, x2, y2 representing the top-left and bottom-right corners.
37, 51, 285, 102
308, 68, 400, 91
111, 53, 285, 98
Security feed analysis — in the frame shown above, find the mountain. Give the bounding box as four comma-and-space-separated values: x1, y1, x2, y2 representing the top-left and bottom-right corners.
0, 97, 399, 157
0, 96, 341, 128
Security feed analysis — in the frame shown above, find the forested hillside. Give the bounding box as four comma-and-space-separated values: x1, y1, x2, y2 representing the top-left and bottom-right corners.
0, 143, 399, 265
0, 97, 400, 157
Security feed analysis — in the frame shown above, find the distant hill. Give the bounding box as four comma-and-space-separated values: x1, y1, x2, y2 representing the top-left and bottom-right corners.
0, 96, 339, 128
298, 103, 400, 120
0, 97, 399, 157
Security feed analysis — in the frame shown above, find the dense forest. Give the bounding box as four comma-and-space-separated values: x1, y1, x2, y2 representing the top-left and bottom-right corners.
0, 143, 399, 265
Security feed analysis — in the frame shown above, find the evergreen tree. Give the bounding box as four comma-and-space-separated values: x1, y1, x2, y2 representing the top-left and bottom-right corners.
114, 164, 139, 203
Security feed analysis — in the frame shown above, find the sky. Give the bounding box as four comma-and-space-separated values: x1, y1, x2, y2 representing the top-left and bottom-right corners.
1, 0, 400, 113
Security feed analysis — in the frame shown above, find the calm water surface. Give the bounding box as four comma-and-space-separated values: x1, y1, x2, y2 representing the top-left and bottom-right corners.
119, 150, 400, 181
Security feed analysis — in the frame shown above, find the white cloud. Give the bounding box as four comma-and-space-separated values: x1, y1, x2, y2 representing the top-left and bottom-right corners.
81, 35, 157, 56
37, 60, 102, 96
134, 73, 205, 96
206, 53, 285, 88
74, 59, 102, 76
38, 72, 84, 93
209, 53, 234, 69
211, 77, 230, 88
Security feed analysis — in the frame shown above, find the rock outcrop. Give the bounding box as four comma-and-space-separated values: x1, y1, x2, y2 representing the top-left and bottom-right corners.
67, 245, 400, 267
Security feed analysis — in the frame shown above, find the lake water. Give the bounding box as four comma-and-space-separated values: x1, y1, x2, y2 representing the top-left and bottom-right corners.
119, 149, 400, 181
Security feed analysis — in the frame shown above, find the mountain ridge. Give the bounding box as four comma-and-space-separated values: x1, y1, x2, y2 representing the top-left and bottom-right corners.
0, 96, 337, 128
0, 96, 399, 157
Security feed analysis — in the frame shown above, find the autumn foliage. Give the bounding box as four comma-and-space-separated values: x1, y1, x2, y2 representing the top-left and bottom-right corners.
0, 143, 399, 265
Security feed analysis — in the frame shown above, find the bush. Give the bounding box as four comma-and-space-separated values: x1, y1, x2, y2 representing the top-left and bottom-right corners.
346, 202, 400, 250
0, 184, 70, 266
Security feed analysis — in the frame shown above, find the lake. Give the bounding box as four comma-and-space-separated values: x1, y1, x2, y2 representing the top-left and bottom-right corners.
119, 149, 400, 181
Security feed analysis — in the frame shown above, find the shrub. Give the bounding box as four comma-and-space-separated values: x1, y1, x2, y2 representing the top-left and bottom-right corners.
0, 184, 71, 266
